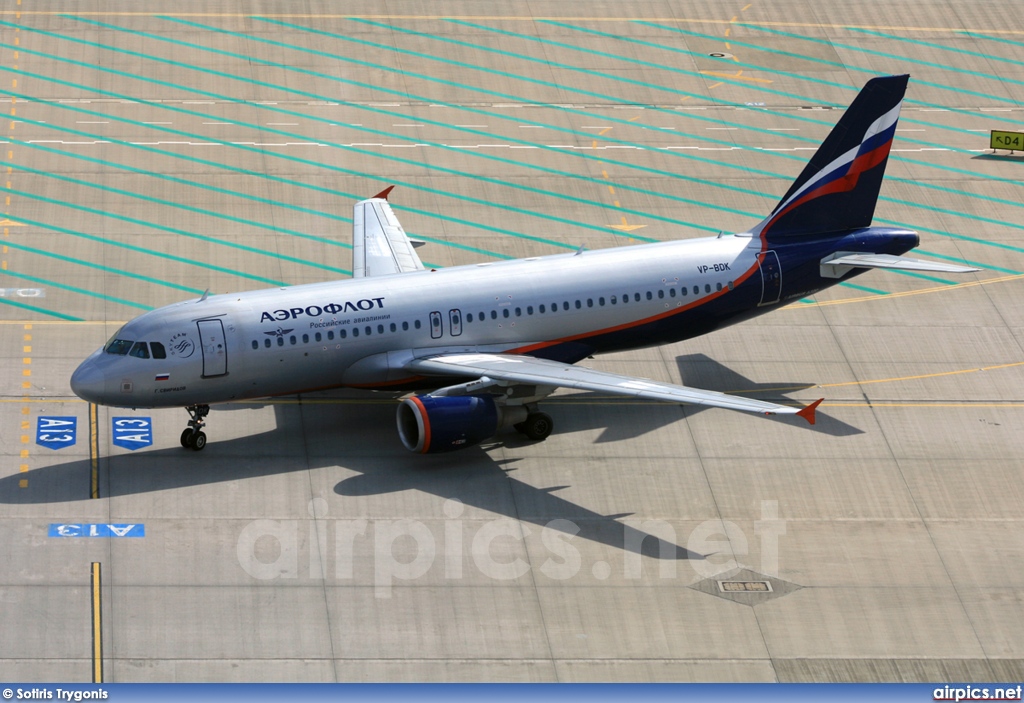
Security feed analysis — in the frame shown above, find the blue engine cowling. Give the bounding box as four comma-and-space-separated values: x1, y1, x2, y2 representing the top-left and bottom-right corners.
396, 395, 500, 453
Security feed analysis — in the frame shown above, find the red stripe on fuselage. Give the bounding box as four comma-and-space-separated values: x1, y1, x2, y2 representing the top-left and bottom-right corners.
759, 135, 894, 245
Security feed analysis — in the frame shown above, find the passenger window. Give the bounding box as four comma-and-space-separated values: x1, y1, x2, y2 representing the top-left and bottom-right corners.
289, 336, 296, 345
599, 297, 605, 306
251, 340, 258, 350
338, 330, 345, 339
302, 334, 309, 343
378, 324, 384, 334
716, 282, 722, 291
151, 342, 167, 359
669, 288, 676, 297
682, 287, 688, 296
277, 337, 284, 347
728, 281, 734, 290
328, 330, 335, 340
129, 342, 150, 359
467, 313, 474, 323
415, 320, 422, 329
575, 300, 581, 309
611, 296, 617, 305
515, 307, 521, 317
705, 284, 711, 293
657, 290, 664, 299
527, 306, 533, 315
105, 339, 133, 355
539, 304, 546, 313
503, 309, 510, 318
315, 332, 322, 342
693, 286, 699, 295
264, 338, 271, 348
402, 321, 409, 331
353, 328, 359, 337
634, 293, 640, 302
563, 301, 570, 311
646, 291, 652, 301
390, 323, 396, 332
366, 326, 372, 336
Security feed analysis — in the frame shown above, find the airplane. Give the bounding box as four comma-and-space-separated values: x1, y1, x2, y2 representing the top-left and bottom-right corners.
71, 74, 978, 453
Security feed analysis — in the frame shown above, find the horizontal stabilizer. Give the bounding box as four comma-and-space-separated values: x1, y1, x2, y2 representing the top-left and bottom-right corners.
821, 253, 980, 278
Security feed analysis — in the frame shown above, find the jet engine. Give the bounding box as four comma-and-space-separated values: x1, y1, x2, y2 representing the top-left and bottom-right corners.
396, 394, 527, 454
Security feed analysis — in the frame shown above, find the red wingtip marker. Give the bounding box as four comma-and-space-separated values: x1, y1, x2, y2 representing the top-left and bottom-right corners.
372, 185, 395, 200
796, 398, 824, 426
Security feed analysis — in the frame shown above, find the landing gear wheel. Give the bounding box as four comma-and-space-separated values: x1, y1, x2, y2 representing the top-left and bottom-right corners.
520, 412, 553, 441
181, 404, 211, 450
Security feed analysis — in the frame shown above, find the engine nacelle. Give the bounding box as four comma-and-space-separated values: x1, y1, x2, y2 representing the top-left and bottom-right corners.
396, 395, 524, 454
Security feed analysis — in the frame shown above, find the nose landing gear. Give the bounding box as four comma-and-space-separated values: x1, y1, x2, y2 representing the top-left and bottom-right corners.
180, 404, 210, 451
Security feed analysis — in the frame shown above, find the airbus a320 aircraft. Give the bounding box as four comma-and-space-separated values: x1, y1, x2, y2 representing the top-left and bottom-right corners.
71, 75, 976, 453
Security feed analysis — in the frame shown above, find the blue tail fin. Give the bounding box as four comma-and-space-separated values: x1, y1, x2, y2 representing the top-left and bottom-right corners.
751, 75, 909, 242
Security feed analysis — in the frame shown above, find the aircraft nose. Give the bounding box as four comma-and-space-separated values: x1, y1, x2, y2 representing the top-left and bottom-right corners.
70, 359, 106, 403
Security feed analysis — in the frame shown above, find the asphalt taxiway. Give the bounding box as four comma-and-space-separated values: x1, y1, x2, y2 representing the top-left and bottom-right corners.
1, 0, 1024, 683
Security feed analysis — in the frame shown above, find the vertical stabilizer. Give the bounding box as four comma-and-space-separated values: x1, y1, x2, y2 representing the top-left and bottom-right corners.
750, 75, 909, 242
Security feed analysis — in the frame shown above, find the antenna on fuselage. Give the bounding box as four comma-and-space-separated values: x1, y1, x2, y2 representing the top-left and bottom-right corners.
199, 289, 210, 302
574, 244, 585, 256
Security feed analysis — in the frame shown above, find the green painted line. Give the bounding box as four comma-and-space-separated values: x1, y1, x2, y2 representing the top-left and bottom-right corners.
0, 296, 83, 321
8, 19, 1015, 280
913, 250, 1019, 276
54, 17, 681, 243
7, 186, 305, 284
834, 282, 889, 296
891, 271, 958, 286
847, 26, 1024, 71
12, 141, 351, 250
5, 159, 352, 276
4, 212, 286, 287
731, 22, 1024, 108
0, 269, 153, 311
3, 239, 204, 295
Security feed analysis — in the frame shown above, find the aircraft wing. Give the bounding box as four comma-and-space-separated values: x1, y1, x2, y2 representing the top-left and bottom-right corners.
406, 353, 822, 425
352, 186, 426, 278
821, 253, 980, 277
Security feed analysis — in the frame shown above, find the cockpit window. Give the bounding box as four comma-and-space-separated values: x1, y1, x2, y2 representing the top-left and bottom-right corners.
150, 342, 167, 359
105, 339, 133, 355
129, 342, 150, 359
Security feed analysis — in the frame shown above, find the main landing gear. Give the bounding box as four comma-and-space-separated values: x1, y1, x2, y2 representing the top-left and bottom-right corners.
180, 404, 210, 451
514, 407, 554, 442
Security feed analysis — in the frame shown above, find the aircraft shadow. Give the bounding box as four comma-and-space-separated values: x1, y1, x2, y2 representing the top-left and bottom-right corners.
0, 400, 702, 560
674, 353, 864, 437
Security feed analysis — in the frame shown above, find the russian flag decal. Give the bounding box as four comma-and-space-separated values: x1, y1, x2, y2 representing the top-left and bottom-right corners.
155, 373, 170, 381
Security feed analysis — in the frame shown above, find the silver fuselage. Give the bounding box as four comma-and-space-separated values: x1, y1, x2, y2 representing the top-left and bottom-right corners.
72, 233, 774, 408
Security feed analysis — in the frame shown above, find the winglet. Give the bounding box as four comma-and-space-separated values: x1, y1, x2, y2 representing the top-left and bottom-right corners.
372, 185, 395, 201
796, 398, 824, 426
